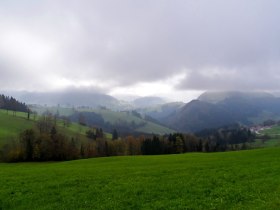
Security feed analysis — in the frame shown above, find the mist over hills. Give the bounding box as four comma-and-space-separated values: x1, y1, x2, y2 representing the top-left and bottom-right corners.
6, 90, 123, 109
7, 90, 170, 110
3, 90, 280, 134
198, 91, 275, 104
160, 91, 280, 132
132, 96, 166, 108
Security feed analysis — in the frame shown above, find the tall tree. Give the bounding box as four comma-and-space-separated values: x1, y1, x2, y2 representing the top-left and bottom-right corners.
112, 129, 118, 140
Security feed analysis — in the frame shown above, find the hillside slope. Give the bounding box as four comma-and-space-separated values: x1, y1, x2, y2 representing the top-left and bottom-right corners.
31, 106, 175, 135
75, 108, 175, 135
0, 109, 95, 148
0, 110, 33, 146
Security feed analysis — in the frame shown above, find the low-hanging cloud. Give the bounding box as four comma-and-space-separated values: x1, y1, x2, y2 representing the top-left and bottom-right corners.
0, 0, 280, 94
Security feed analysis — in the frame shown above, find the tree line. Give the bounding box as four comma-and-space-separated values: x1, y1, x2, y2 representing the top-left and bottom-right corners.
0, 94, 29, 113
0, 114, 255, 162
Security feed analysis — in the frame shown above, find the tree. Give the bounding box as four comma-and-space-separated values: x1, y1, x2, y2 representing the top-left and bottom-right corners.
96, 128, 104, 138
50, 126, 57, 139
27, 108, 30, 120
20, 129, 36, 161
112, 129, 118, 140
175, 136, 184, 153
33, 111, 38, 121
78, 113, 86, 126
86, 129, 96, 140
62, 116, 71, 127
37, 116, 54, 134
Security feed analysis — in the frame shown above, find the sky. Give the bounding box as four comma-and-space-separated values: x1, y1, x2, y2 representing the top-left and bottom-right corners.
0, 0, 280, 102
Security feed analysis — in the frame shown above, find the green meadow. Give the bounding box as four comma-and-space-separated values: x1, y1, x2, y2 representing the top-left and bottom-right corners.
0, 109, 102, 147
0, 110, 34, 147
1, 147, 280, 209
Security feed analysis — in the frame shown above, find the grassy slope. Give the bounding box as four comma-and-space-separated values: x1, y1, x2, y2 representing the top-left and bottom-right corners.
1, 148, 280, 209
32, 106, 175, 135
0, 110, 34, 147
0, 109, 97, 147
94, 109, 175, 135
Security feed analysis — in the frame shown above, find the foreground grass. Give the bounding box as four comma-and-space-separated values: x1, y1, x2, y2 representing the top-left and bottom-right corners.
1, 148, 280, 209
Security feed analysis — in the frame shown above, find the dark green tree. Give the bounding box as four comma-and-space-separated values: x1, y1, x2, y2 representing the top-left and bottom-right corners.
112, 129, 118, 140
20, 129, 36, 161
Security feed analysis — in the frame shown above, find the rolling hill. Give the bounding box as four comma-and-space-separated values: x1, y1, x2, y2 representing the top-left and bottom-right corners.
0, 109, 98, 148
72, 108, 175, 135
30, 106, 175, 135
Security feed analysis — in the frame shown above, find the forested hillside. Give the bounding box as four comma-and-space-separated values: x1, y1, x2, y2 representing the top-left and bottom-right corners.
151, 91, 280, 132
0, 94, 28, 112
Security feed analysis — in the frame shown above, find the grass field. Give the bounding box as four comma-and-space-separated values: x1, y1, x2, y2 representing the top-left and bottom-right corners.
0, 110, 34, 147
1, 147, 280, 209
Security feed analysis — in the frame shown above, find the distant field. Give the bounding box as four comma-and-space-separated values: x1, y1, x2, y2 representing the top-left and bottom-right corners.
1, 148, 280, 209
31, 106, 175, 135
253, 125, 280, 148
30, 106, 75, 116
93, 109, 175, 135
260, 125, 280, 136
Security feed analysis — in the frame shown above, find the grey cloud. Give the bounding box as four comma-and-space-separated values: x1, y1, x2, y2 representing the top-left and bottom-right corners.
0, 0, 280, 92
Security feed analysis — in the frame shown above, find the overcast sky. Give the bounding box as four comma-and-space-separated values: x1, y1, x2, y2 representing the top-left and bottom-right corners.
0, 0, 280, 102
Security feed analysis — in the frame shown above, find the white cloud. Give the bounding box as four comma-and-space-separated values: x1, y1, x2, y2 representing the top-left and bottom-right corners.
0, 0, 280, 99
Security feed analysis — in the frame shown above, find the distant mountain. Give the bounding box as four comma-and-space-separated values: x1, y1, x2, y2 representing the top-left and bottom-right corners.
7, 91, 172, 111
132, 97, 166, 108
161, 91, 280, 132
138, 102, 185, 121
11, 91, 122, 110
198, 91, 274, 104
165, 100, 235, 132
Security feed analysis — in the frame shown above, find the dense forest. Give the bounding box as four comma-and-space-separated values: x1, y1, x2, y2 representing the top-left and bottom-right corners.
0, 94, 28, 113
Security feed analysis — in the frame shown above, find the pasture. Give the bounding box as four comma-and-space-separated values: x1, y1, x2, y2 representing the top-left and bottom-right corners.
1, 148, 280, 209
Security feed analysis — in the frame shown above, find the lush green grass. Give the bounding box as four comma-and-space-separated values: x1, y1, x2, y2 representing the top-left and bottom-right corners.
0, 110, 34, 147
1, 148, 280, 209
253, 138, 280, 148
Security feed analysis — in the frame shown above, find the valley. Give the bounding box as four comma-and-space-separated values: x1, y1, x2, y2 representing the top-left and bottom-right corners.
1, 91, 280, 209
